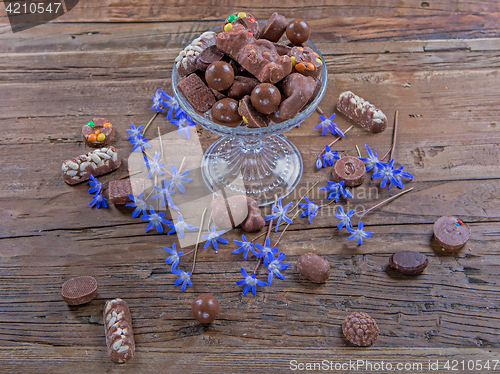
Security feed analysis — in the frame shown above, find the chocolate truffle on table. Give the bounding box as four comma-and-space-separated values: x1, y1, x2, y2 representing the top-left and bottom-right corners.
61, 276, 98, 305
238, 95, 270, 128
286, 19, 310, 45
332, 156, 366, 187
389, 251, 428, 274
175, 31, 217, 77
216, 24, 292, 84
278, 73, 316, 120
196, 45, 225, 71
433, 216, 471, 250
297, 252, 330, 283
82, 118, 115, 147
342, 312, 379, 347
177, 73, 216, 113
251, 83, 281, 114
337, 91, 387, 133
192, 294, 220, 323
224, 12, 259, 36
205, 61, 234, 91
259, 12, 288, 42
289, 46, 322, 78
211, 98, 241, 127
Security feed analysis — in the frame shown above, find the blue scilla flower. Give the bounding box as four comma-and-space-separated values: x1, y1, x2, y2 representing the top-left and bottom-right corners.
88, 174, 102, 194
126, 191, 147, 218
140, 205, 170, 233
254, 237, 279, 266
164, 243, 183, 271
167, 215, 197, 238
236, 267, 267, 296
130, 135, 151, 152
89, 192, 107, 209
126, 123, 143, 141
232, 235, 256, 260
321, 145, 340, 167
265, 198, 293, 232
372, 159, 413, 189
170, 114, 196, 139
151, 178, 178, 210
314, 113, 344, 137
151, 88, 167, 112
172, 268, 192, 291
144, 151, 166, 179
163, 92, 185, 120
390, 166, 414, 189
319, 180, 353, 202
202, 226, 228, 251
335, 206, 354, 229
358, 144, 380, 172
267, 252, 289, 285
315, 157, 323, 169
299, 197, 319, 224
166, 164, 192, 193
346, 221, 372, 245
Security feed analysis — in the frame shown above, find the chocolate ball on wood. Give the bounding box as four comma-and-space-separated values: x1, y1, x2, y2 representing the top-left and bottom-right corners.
250, 83, 281, 114
286, 19, 310, 45
342, 312, 379, 347
211, 98, 241, 126
191, 294, 220, 323
205, 61, 234, 91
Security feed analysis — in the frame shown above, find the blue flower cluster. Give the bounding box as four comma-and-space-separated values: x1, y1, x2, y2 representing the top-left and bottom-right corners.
233, 235, 289, 295
127, 123, 151, 153
87, 174, 107, 209
265, 197, 293, 232
164, 243, 192, 291
333, 206, 372, 245
152, 88, 196, 139
359, 144, 413, 189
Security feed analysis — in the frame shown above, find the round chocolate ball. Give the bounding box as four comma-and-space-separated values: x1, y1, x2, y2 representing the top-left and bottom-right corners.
250, 83, 281, 114
191, 294, 219, 323
286, 19, 310, 45
211, 98, 241, 126
205, 61, 234, 91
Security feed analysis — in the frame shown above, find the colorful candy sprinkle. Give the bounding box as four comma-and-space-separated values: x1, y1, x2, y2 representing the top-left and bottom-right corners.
88, 134, 97, 141
242, 115, 248, 124
237, 12, 247, 18
295, 62, 306, 72
224, 23, 233, 32
306, 62, 315, 70
97, 133, 106, 142
290, 56, 296, 66
103, 122, 112, 128
227, 14, 237, 23
457, 220, 464, 225
248, 16, 256, 22
86, 120, 94, 127
316, 57, 322, 64
94, 129, 101, 135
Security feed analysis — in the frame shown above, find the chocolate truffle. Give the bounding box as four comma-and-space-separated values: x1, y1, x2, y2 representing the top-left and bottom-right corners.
389, 251, 428, 274
211, 98, 241, 127
251, 83, 281, 114
192, 294, 220, 323
332, 156, 366, 187
286, 19, 310, 45
342, 312, 379, 347
205, 61, 234, 91
297, 253, 330, 283
433, 216, 471, 250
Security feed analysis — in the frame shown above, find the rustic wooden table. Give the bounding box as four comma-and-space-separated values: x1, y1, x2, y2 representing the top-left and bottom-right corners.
1, 1, 500, 373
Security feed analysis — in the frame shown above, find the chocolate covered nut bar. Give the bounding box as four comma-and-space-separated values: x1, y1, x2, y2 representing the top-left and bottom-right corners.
108, 179, 145, 204
177, 73, 217, 113
216, 24, 292, 84
82, 118, 115, 148
175, 31, 217, 77
337, 91, 387, 133
62, 146, 121, 185
104, 298, 135, 364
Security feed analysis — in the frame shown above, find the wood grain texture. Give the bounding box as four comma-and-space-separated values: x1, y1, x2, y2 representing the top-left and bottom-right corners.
1, 1, 500, 373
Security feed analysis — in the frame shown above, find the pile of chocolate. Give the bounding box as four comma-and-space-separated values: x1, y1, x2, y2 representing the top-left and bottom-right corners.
175, 12, 323, 128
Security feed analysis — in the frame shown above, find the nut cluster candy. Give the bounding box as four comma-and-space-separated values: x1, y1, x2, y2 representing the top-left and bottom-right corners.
342, 311, 379, 347
175, 12, 323, 128
191, 294, 220, 323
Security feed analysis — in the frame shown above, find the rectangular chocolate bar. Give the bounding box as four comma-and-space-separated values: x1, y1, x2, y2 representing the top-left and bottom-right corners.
62, 146, 121, 185
108, 179, 145, 204
336, 91, 387, 133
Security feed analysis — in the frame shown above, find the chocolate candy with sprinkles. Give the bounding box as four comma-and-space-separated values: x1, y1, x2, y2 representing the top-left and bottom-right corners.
289, 46, 322, 78
224, 12, 259, 36
82, 118, 115, 147
433, 215, 471, 250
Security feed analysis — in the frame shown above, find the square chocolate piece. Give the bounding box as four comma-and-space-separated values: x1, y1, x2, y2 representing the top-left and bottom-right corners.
177, 73, 216, 113
108, 179, 144, 204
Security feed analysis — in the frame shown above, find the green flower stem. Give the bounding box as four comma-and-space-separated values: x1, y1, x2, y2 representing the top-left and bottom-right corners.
190, 207, 208, 274
141, 112, 159, 136
357, 186, 413, 222
355, 145, 361, 158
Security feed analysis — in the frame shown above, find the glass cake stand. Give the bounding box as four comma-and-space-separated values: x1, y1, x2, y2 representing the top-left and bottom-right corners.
172, 33, 328, 206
